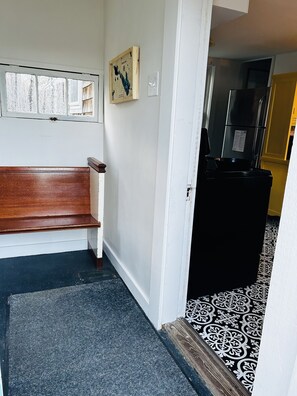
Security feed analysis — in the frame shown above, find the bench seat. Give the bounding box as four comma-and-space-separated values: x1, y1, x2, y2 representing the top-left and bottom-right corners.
0, 158, 106, 267
0, 214, 100, 234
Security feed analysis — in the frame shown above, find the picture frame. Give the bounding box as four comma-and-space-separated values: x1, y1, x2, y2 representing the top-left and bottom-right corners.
109, 46, 140, 104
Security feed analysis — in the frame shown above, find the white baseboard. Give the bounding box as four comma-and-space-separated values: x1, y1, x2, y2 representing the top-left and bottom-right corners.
103, 240, 149, 315
0, 238, 87, 259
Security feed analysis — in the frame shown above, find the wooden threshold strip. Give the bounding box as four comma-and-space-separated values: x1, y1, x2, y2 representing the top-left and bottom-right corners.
163, 318, 250, 396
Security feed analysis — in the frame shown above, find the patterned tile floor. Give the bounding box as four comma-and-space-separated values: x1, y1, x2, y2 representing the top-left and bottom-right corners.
185, 216, 279, 393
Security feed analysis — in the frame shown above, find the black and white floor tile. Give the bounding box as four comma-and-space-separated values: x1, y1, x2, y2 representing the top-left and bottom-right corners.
185, 217, 279, 393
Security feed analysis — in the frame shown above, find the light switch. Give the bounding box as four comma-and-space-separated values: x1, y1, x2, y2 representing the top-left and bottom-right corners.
148, 72, 159, 97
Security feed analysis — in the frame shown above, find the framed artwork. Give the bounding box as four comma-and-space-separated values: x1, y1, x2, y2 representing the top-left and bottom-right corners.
109, 46, 140, 104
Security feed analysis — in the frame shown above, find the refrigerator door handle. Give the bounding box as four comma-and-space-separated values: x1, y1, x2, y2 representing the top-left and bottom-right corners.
251, 97, 264, 168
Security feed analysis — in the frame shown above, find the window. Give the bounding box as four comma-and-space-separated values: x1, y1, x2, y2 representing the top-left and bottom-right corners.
0, 65, 100, 122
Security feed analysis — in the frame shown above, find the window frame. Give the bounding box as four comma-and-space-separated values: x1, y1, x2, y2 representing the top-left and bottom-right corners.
0, 64, 100, 123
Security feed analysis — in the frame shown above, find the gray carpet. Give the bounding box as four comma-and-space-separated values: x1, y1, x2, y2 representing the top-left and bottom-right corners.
8, 278, 198, 395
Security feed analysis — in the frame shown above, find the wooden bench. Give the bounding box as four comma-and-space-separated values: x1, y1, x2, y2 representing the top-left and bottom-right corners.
0, 157, 106, 267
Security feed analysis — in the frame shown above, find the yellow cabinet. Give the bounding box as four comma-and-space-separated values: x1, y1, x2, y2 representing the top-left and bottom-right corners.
291, 99, 297, 127
261, 72, 297, 216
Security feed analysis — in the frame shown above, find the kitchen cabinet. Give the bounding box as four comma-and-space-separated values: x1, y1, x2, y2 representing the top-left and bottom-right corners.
261, 72, 297, 216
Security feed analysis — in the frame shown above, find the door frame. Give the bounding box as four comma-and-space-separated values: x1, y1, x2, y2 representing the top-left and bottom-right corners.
149, 0, 213, 327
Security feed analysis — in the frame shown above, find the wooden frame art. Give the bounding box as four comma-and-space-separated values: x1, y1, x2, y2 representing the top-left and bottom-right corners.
109, 46, 140, 104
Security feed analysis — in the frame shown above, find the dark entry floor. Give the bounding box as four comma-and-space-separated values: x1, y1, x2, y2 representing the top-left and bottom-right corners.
0, 250, 118, 396
0, 250, 210, 396
0, 245, 263, 396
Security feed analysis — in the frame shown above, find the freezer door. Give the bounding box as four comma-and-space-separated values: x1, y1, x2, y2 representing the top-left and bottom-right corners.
225, 87, 269, 127
221, 126, 265, 163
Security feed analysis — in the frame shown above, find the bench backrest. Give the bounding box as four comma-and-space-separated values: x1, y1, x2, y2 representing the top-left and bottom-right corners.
0, 167, 91, 219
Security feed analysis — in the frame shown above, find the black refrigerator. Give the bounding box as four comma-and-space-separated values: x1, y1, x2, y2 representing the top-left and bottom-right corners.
187, 128, 272, 300
187, 167, 272, 299
221, 87, 270, 168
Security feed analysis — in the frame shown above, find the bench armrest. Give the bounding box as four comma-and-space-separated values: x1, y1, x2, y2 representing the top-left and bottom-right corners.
88, 157, 106, 173
87, 158, 106, 267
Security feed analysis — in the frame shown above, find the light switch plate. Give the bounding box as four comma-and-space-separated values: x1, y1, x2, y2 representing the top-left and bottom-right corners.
148, 72, 159, 96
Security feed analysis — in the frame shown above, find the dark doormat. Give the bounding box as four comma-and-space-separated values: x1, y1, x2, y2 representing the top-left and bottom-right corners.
7, 278, 198, 396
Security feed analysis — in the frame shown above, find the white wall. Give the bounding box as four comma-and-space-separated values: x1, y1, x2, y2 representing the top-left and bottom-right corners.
0, 0, 104, 258
103, 0, 213, 328
0, 0, 104, 72
0, 118, 102, 167
103, 0, 165, 309
273, 51, 297, 74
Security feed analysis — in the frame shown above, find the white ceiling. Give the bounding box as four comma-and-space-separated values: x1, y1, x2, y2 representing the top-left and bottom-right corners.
209, 0, 297, 60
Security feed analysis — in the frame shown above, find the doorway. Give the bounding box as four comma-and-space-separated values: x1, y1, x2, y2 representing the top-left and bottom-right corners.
184, 64, 297, 395
183, 10, 283, 395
